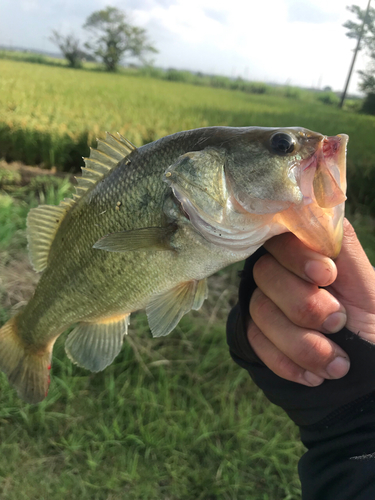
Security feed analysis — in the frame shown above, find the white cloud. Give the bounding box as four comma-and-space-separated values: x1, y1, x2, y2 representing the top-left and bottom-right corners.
287, 0, 339, 23
20, 0, 39, 12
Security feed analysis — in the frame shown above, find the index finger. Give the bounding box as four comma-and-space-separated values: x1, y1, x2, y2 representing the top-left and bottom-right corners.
263, 232, 337, 287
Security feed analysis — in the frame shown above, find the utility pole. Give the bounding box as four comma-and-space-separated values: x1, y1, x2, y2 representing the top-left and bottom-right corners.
339, 0, 372, 108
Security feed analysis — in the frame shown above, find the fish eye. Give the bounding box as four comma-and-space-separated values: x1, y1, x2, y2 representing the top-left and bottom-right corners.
270, 133, 295, 155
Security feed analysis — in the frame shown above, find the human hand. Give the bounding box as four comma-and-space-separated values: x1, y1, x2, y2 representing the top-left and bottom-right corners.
247, 218, 375, 387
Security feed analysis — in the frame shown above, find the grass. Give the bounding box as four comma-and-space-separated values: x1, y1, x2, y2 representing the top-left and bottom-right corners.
0, 318, 304, 500
0, 180, 305, 500
1, 178, 374, 500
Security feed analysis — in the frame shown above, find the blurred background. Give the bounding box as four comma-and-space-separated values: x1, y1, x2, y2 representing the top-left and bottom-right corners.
0, 1, 374, 499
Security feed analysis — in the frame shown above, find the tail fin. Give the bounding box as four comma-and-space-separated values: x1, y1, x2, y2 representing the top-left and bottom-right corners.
0, 316, 52, 404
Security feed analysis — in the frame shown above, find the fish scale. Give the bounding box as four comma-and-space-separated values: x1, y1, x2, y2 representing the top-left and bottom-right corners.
0, 126, 348, 403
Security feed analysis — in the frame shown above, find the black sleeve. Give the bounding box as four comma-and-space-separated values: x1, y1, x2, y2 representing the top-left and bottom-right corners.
227, 248, 375, 500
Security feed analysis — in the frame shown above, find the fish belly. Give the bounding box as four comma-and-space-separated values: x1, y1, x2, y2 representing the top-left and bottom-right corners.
17, 234, 237, 346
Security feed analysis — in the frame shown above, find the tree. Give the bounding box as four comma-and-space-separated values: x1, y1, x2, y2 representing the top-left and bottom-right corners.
344, 4, 375, 54
49, 30, 86, 68
83, 6, 157, 72
344, 3, 375, 112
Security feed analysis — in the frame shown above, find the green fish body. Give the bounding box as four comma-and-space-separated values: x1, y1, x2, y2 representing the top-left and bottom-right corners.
0, 126, 348, 403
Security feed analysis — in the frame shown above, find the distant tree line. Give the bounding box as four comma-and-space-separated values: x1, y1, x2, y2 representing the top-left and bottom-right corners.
49, 4, 375, 115
50, 6, 157, 72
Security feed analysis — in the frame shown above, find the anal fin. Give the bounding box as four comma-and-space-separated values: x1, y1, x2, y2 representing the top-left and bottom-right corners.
65, 313, 130, 372
146, 279, 208, 337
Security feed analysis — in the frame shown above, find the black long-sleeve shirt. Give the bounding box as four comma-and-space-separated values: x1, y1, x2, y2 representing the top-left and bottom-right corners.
226, 248, 375, 500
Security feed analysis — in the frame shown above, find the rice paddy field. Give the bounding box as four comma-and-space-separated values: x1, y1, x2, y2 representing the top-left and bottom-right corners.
1, 56, 375, 499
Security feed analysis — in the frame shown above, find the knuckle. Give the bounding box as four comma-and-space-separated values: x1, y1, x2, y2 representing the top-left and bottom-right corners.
294, 334, 334, 369
271, 351, 302, 381
294, 293, 324, 326
247, 321, 263, 344
253, 254, 273, 285
250, 289, 273, 320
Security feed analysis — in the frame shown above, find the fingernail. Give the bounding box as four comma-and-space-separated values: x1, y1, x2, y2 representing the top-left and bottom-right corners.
305, 260, 334, 286
326, 357, 350, 379
304, 371, 325, 386
322, 312, 347, 333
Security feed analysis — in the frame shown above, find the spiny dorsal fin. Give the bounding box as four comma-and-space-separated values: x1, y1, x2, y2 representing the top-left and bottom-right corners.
76, 132, 137, 200
59, 198, 75, 209
27, 132, 137, 272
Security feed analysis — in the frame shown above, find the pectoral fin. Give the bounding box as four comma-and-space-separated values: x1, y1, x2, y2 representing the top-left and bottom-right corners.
146, 279, 208, 337
65, 313, 130, 372
93, 226, 176, 253
192, 278, 209, 310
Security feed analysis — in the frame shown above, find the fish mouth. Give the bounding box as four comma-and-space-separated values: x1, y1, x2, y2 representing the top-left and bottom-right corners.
276, 133, 348, 258
298, 135, 347, 208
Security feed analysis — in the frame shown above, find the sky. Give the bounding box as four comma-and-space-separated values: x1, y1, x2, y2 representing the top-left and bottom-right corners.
0, 0, 371, 94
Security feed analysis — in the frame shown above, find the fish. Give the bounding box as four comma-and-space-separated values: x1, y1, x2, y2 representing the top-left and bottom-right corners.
0, 126, 348, 403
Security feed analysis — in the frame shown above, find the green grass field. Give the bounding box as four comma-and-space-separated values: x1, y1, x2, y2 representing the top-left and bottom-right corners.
0, 180, 304, 500
1, 57, 375, 499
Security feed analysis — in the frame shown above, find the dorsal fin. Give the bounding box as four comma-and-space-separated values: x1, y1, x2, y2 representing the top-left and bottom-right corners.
76, 132, 136, 199
27, 132, 137, 272
27, 204, 71, 271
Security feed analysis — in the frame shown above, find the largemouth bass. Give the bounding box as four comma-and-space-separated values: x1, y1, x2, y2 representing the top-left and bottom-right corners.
0, 126, 348, 403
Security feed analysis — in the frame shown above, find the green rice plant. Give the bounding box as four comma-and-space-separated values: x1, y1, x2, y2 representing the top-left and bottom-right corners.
1, 59, 374, 181
0, 176, 73, 250
0, 49, 68, 67
0, 194, 29, 249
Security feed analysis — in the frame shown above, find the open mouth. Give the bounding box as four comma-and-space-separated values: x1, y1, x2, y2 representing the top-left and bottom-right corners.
276, 133, 348, 258
299, 134, 348, 209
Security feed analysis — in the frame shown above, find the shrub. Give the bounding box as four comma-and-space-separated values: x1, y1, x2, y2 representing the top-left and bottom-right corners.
362, 93, 375, 115
284, 86, 301, 99
317, 91, 340, 106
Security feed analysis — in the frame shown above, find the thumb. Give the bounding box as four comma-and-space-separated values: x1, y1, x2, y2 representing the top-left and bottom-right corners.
329, 218, 375, 340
